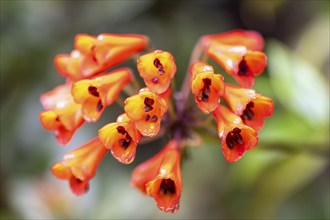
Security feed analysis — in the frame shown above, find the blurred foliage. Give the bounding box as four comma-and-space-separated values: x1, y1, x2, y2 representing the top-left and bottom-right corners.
0, 0, 329, 219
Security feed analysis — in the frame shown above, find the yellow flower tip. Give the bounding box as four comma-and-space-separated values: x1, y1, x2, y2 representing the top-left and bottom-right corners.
137, 50, 177, 94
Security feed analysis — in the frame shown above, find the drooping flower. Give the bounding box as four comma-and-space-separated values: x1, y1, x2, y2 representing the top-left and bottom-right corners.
207, 43, 267, 88
213, 105, 258, 162
223, 84, 274, 132
124, 88, 168, 137
39, 83, 84, 145
200, 29, 264, 51
137, 50, 177, 94
190, 61, 224, 114
55, 33, 148, 81
51, 138, 108, 195
130, 140, 182, 213
98, 113, 142, 164
71, 68, 132, 122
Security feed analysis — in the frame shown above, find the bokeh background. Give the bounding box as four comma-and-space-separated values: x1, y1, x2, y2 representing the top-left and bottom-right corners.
1, 0, 329, 219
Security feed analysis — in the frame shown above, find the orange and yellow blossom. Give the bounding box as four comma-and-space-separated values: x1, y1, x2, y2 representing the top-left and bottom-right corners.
98, 113, 142, 164
39, 83, 84, 145
190, 61, 224, 114
130, 140, 182, 213
51, 138, 108, 195
137, 50, 177, 94
55, 33, 148, 81
213, 105, 258, 162
207, 43, 267, 88
124, 88, 168, 137
71, 68, 132, 122
224, 84, 274, 132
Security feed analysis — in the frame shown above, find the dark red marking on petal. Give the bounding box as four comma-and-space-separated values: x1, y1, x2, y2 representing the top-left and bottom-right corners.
241, 102, 255, 120
96, 100, 103, 111
154, 58, 165, 75
88, 86, 99, 97
151, 115, 158, 122
145, 114, 150, 121
197, 78, 212, 102
226, 128, 243, 149
116, 126, 126, 135
159, 179, 176, 195
238, 59, 250, 76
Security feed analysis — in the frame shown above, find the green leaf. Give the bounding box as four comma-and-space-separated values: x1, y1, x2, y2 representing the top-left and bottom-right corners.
266, 40, 329, 128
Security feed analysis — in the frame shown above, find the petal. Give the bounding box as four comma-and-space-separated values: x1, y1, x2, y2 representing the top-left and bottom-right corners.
137, 50, 177, 94
51, 163, 72, 180
94, 33, 148, 68
244, 51, 267, 76
242, 95, 274, 132
98, 122, 125, 149
130, 140, 179, 194
96, 68, 132, 106
191, 72, 224, 114
222, 125, 258, 162
124, 95, 146, 120
74, 34, 96, 54
69, 177, 90, 196
54, 50, 85, 81
223, 84, 256, 115
201, 29, 264, 51
40, 83, 73, 110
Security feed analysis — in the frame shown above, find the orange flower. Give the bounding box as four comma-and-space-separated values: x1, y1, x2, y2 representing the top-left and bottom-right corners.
124, 88, 167, 137
200, 29, 264, 51
190, 61, 224, 114
98, 113, 142, 164
207, 43, 267, 88
55, 33, 148, 81
224, 84, 274, 132
213, 105, 258, 162
71, 68, 132, 122
130, 140, 182, 213
39, 83, 84, 145
137, 50, 177, 94
51, 138, 107, 195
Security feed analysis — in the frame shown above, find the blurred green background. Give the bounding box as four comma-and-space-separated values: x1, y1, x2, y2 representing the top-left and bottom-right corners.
1, 0, 329, 219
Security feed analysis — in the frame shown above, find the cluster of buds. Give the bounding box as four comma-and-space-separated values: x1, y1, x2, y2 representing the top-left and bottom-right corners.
39, 30, 273, 213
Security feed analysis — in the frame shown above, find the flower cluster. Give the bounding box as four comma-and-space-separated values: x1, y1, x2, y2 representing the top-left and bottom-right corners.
39, 30, 273, 213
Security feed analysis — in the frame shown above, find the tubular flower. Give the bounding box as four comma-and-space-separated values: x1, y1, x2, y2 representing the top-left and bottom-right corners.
55, 33, 148, 81
42, 30, 274, 213
200, 29, 264, 51
98, 113, 142, 164
137, 50, 177, 94
190, 61, 225, 114
207, 43, 267, 88
71, 68, 132, 122
213, 105, 258, 162
51, 138, 107, 195
130, 140, 182, 213
224, 84, 274, 132
124, 88, 168, 137
39, 83, 84, 145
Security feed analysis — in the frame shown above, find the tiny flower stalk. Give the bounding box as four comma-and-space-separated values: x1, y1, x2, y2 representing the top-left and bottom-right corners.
224, 84, 274, 132
213, 105, 258, 162
131, 140, 182, 213
207, 43, 267, 88
190, 61, 224, 114
71, 68, 132, 122
39, 83, 84, 145
51, 138, 108, 195
98, 114, 141, 164
41, 30, 274, 213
